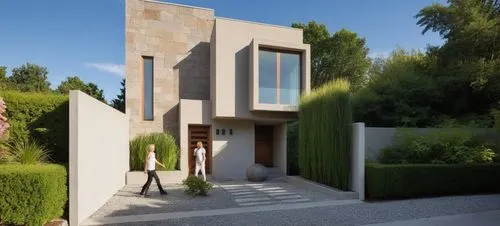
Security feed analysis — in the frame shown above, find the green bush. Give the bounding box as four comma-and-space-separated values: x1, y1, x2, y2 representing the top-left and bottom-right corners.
366, 163, 500, 199
0, 91, 69, 163
299, 79, 352, 191
182, 175, 213, 196
379, 128, 496, 164
287, 121, 299, 175
0, 164, 67, 226
130, 132, 179, 171
8, 139, 50, 164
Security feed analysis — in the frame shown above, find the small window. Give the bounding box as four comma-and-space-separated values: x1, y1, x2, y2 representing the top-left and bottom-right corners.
258, 49, 301, 105
143, 57, 154, 121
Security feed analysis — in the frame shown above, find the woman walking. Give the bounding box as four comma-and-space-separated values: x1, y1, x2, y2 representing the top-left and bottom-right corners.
140, 144, 168, 197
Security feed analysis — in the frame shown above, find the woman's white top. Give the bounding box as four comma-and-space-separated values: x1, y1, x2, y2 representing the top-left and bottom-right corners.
194, 148, 206, 163
147, 152, 156, 171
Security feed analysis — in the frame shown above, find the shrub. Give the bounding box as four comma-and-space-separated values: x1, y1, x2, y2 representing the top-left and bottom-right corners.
0, 96, 9, 139
8, 139, 50, 164
0, 164, 67, 226
130, 132, 179, 171
366, 163, 500, 199
379, 128, 496, 164
287, 121, 299, 175
182, 175, 213, 196
299, 79, 352, 191
0, 91, 69, 163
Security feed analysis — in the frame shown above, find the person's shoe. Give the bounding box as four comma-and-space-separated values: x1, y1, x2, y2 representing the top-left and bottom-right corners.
160, 191, 168, 195
143, 194, 151, 198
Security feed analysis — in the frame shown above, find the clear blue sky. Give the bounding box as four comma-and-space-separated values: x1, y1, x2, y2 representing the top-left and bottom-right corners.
0, 0, 445, 101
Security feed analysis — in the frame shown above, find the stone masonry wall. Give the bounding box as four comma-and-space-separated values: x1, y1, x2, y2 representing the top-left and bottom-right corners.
126, 0, 214, 139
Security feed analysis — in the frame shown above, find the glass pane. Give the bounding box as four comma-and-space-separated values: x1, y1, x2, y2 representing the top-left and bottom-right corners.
143, 57, 154, 120
259, 50, 277, 104
280, 53, 300, 105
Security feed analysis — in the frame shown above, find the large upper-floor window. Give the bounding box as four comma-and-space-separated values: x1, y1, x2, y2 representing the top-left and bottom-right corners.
143, 56, 154, 121
258, 49, 301, 105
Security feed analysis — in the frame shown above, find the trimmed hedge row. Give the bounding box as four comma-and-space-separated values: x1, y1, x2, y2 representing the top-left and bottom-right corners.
299, 79, 352, 191
0, 164, 67, 226
366, 163, 500, 199
0, 91, 69, 163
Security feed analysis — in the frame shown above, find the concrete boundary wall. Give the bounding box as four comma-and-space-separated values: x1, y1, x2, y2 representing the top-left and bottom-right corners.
365, 127, 499, 161
69, 91, 129, 226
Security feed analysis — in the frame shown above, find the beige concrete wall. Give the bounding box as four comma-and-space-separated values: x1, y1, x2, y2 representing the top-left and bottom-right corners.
365, 127, 500, 161
179, 99, 212, 178
273, 123, 287, 175
212, 119, 255, 180
69, 91, 129, 226
126, 0, 214, 138
212, 17, 309, 120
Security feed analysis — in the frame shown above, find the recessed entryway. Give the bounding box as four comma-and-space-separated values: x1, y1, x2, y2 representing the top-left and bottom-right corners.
255, 125, 274, 167
188, 125, 212, 174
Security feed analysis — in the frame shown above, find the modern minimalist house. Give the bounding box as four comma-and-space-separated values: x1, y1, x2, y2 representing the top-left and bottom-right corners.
126, 0, 310, 181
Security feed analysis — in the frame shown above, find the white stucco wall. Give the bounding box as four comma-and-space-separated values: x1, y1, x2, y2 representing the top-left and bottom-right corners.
69, 91, 129, 226
273, 123, 287, 175
212, 119, 255, 181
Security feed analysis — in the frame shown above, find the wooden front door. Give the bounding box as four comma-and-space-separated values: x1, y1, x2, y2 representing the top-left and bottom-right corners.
188, 125, 212, 174
255, 125, 274, 167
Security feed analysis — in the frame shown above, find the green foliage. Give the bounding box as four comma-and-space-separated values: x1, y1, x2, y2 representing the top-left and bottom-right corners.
8, 63, 51, 92
366, 163, 500, 199
0, 91, 69, 163
292, 22, 371, 90
111, 79, 126, 113
354, 49, 442, 127
379, 129, 497, 164
299, 79, 352, 190
56, 76, 107, 103
286, 121, 299, 175
8, 139, 50, 164
0, 66, 8, 90
130, 132, 179, 171
0, 164, 67, 226
182, 175, 213, 196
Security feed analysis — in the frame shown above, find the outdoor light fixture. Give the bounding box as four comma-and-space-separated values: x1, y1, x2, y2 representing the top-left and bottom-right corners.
216, 129, 220, 135
222, 129, 226, 135
229, 129, 233, 135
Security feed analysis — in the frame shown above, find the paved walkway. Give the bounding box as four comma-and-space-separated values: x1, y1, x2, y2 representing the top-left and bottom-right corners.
82, 194, 500, 226
220, 182, 315, 206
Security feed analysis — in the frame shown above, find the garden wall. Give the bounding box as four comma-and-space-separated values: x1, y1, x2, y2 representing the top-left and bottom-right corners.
365, 127, 499, 161
69, 91, 129, 226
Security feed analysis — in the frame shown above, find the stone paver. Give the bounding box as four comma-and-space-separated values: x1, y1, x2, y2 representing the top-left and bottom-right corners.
98, 194, 500, 226
219, 180, 335, 207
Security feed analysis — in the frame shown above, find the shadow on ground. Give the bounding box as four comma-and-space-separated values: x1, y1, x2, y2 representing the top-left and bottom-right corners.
89, 184, 237, 219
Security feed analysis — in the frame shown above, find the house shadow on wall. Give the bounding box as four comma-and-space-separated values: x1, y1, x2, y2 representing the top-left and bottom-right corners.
163, 42, 212, 169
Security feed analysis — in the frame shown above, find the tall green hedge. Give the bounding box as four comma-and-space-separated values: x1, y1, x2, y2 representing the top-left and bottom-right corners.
299, 79, 352, 191
0, 164, 67, 226
0, 91, 69, 163
366, 163, 500, 199
130, 132, 179, 171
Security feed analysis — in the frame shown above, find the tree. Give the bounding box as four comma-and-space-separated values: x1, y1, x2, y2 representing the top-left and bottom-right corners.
111, 79, 125, 113
292, 22, 371, 90
56, 76, 107, 103
0, 66, 8, 90
56, 76, 87, 94
415, 0, 500, 123
84, 83, 106, 103
8, 63, 51, 92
